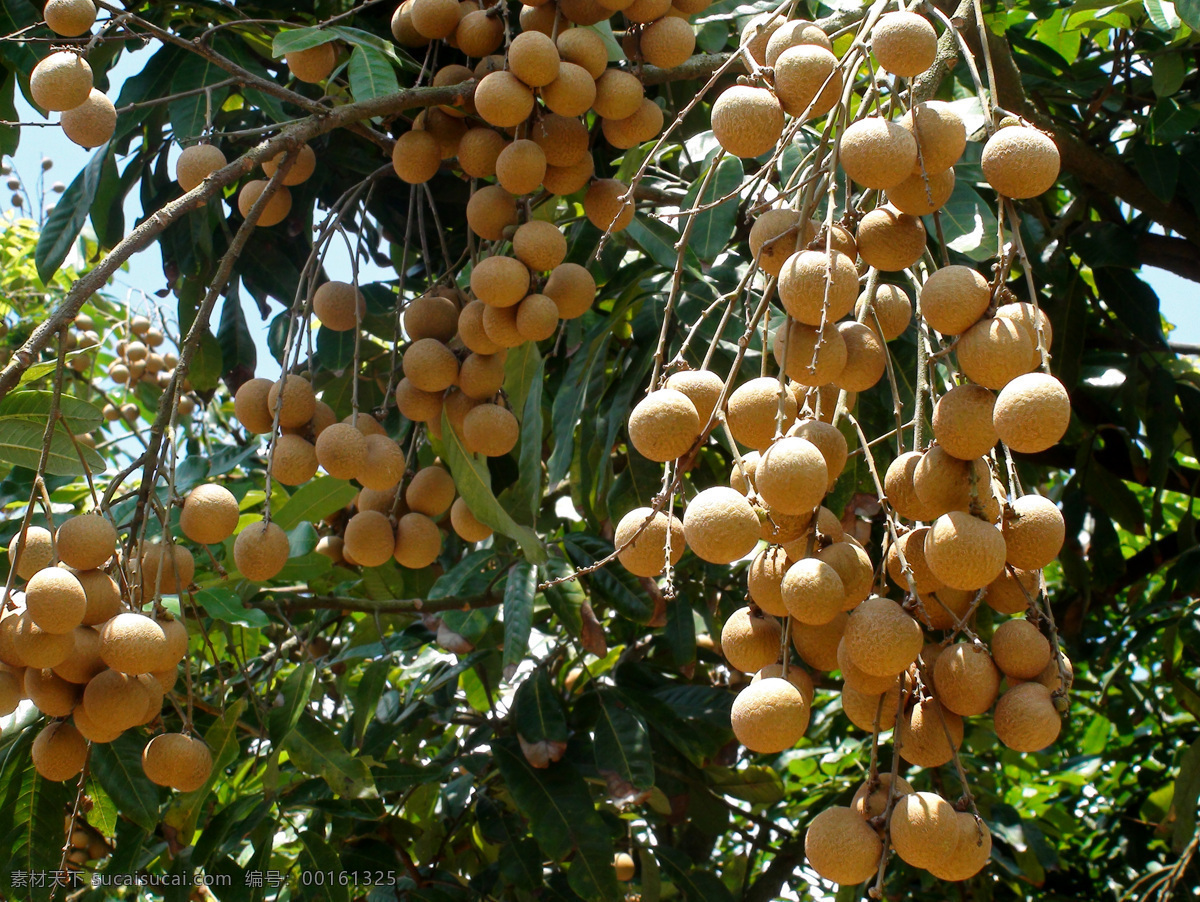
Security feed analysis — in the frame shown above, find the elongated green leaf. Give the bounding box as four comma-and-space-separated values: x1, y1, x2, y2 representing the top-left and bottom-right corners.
547, 333, 610, 487
169, 55, 229, 146
1173, 736, 1200, 852
504, 342, 542, 422
1180, 0, 1200, 28
656, 847, 735, 902
1, 755, 72, 902
196, 587, 271, 628
436, 410, 546, 563
513, 668, 568, 743
272, 476, 359, 530
89, 733, 166, 831
0, 391, 103, 432
937, 181, 998, 262
217, 290, 256, 380
348, 44, 399, 103
594, 691, 654, 792
705, 765, 784, 804
0, 70, 18, 158
428, 548, 499, 599
297, 831, 350, 902
682, 156, 743, 262
272, 27, 339, 56
327, 25, 420, 72
0, 0, 40, 74
0, 419, 106, 476
502, 561, 536, 680
512, 352, 545, 524
267, 662, 315, 744
36, 147, 106, 282
282, 713, 376, 798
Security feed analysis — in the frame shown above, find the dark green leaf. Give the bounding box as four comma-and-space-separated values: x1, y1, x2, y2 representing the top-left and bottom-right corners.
937, 181, 998, 261
282, 713, 376, 798
272, 476, 360, 530
1132, 141, 1178, 202
1173, 736, 1200, 852
513, 668, 568, 744
682, 156, 743, 263
196, 587, 271, 628
1093, 268, 1167, 348
1152, 51, 1186, 96
267, 662, 315, 744
593, 691, 654, 792
441, 603, 498, 645
0, 390, 103, 432
36, 147, 106, 282
563, 533, 654, 623
89, 733, 166, 832
169, 55, 230, 145
347, 44, 399, 103
502, 561, 536, 680
271, 27, 339, 57
217, 290, 257, 379
1180, 0, 1200, 28
0, 419, 105, 476
189, 328, 224, 393
298, 831, 351, 902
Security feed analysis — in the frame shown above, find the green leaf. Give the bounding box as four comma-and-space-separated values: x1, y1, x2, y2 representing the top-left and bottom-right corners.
429, 548, 499, 599
513, 668, 568, 744
35, 147, 106, 282
504, 341, 543, 421
0, 419, 106, 476
1180, 0, 1200, 27
169, 55, 230, 145
435, 410, 546, 563
440, 603, 498, 645
0, 391, 103, 433
326, 25, 420, 72
267, 662, 315, 744
705, 765, 785, 804
1173, 736, 1200, 852
196, 587, 271, 628
1144, 0, 1182, 29
594, 691, 654, 792
0, 70, 19, 159
217, 290, 257, 379
511, 352, 545, 524
1092, 268, 1168, 348
189, 328, 224, 393
298, 831, 351, 902
0, 749, 72, 902
272, 27, 339, 57
493, 739, 619, 901
347, 44, 400, 103
272, 476, 360, 531
282, 713, 377, 798
1152, 51, 1186, 96
0, 0, 40, 75
502, 561, 537, 680
89, 733, 166, 832
1133, 141, 1178, 201
937, 181, 998, 261
683, 155, 744, 263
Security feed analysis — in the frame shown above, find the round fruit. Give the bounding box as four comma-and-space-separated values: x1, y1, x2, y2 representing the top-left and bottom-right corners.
749, 210, 806, 277
711, 86, 784, 158
842, 678, 902, 731
25, 666, 79, 715
777, 249, 858, 326
11, 611, 75, 668
99, 612, 167, 674
462, 404, 519, 457
179, 484, 239, 545
481, 304, 524, 349
25, 566, 86, 635
393, 512, 441, 569
544, 263, 596, 320
400, 338, 456, 393
265, 374, 316, 428
263, 144, 317, 185
237, 180, 292, 226
781, 558, 844, 625
683, 487, 761, 564
1002, 494, 1065, 570
884, 450, 940, 522
313, 422, 367, 482
471, 255, 530, 309
158, 616, 188, 670
755, 436, 828, 516
0, 669, 20, 716
508, 31, 560, 87
727, 376, 798, 450
840, 118, 918, 190
900, 100, 966, 173
56, 514, 115, 571
84, 668, 149, 731
928, 811, 993, 881
32, 722, 87, 781
640, 15, 695, 69
924, 511, 1007, 590
898, 697, 963, 767
357, 435, 406, 490
871, 11, 937, 77
885, 527, 942, 594
889, 791, 957, 869
614, 507, 685, 577
720, 606, 781, 673
996, 301, 1053, 351
731, 677, 808, 752
840, 637, 906, 696
804, 807, 882, 886
852, 774, 914, 821
456, 127, 506, 179
31, 51, 93, 111
933, 384, 998, 460
312, 281, 365, 332
465, 184, 518, 240
513, 221, 567, 272
994, 681, 1061, 751
886, 166, 955, 216
993, 372, 1070, 453
474, 71, 534, 128
495, 139, 547, 195
344, 511, 395, 568
774, 44, 841, 119
143, 733, 214, 792
957, 317, 1037, 390
817, 541, 873, 608
855, 206, 926, 271
985, 566, 1040, 615
843, 596, 922, 677
557, 28, 607, 78
271, 434, 318, 485
233, 378, 274, 434
992, 619, 1052, 680
791, 611, 847, 671
934, 642, 1001, 716
921, 266, 991, 336
60, 88, 115, 148
285, 42, 336, 82
835, 321, 886, 392
765, 19, 832, 65
405, 293, 459, 343
176, 144, 226, 192
981, 125, 1060, 198
541, 62, 597, 118
403, 466, 453, 519
747, 546, 790, 617
8, 526, 55, 580
233, 521, 290, 581
45, 0, 97, 36
912, 446, 990, 517
584, 179, 634, 233
658, 371, 720, 429
450, 497, 492, 543
614, 852, 635, 883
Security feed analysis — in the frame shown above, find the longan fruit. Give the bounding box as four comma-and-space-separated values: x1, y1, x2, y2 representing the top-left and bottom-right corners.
0, 669, 21, 717
508, 31, 560, 87
995, 301, 1053, 350
1002, 494, 1064, 570
839, 118, 918, 190
481, 304, 524, 349
981, 125, 1061, 199
557, 27, 608, 79
458, 300, 503, 355
924, 510, 1007, 591
900, 100, 967, 174
889, 791, 958, 870
720, 606, 782, 673
956, 317, 1038, 390
781, 558, 844, 626
885, 526, 942, 594
233, 520, 290, 581
530, 114, 589, 168
457, 352, 505, 400
456, 127, 506, 179
992, 618, 1051, 680
44, 0, 97, 37
455, 9, 503, 57
912, 445, 990, 517
934, 641, 1001, 716
614, 507, 685, 577
56, 514, 115, 571
60, 88, 115, 148
392, 130, 442, 184
233, 378, 273, 434
739, 12, 785, 65
746, 545, 789, 617
664, 369, 723, 426
512, 221, 567, 274
541, 62, 597, 118
710, 85, 784, 159
841, 671, 903, 727
25, 566, 87, 635
639, 16, 695, 69
404, 293, 458, 344
899, 697, 963, 767
394, 378, 444, 423
410, 0, 460, 38
584, 179, 634, 233
932, 384, 998, 461
8, 526, 55, 580
777, 249, 858, 326
993, 681, 1061, 751
683, 487, 761, 565
601, 98, 664, 150
993, 372, 1070, 454
97, 611, 165, 674
756, 436, 828, 516
403, 338, 459, 393
817, 540, 874, 607
32, 722, 87, 782
855, 206, 926, 271
624, 0, 670, 22
462, 403, 519, 457
142, 732, 214, 792
886, 166, 956, 216
749, 210, 808, 277
921, 265, 991, 336
928, 812, 993, 882
285, 41, 337, 82
450, 496, 492, 543
73, 568, 121, 626
765, 19, 832, 66
871, 11, 937, 77
406, 466, 456, 517
843, 596, 923, 677
541, 152, 595, 196
474, 71, 534, 128
471, 255, 530, 308
343, 511, 395, 569
804, 807, 882, 886
591, 69, 643, 121
84, 667, 150, 731
235, 179, 291, 227
431, 62, 475, 117
518, 0, 557, 34
731, 677, 808, 752
357, 435, 407, 491
312, 281, 365, 333
262, 144, 316, 185
393, 512, 442, 569
264, 374, 316, 430
773, 44, 842, 119
852, 773, 914, 819
516, 294, 559, 342
835, 321, 886, 392
30, 51, 93, 111
25, 666, 80, 716
726, 376, 798, 451
544, 263, 595, 320
773, 321, 847, 387
495, 139, 547, 196
271, 434, 318, 485
12, 611, 76, 669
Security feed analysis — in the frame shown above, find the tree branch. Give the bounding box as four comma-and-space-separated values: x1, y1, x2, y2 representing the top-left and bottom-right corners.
246, 591, 501, 615
1138, 234, 1200, 284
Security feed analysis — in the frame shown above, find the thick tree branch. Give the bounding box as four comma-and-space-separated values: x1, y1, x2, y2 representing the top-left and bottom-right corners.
1138, 234, 1200, 284
246, 592, 501, 615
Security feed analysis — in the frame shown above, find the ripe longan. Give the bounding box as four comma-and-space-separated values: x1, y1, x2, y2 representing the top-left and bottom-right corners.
773, 321, 847, 387
921, 266, 991, 336
889, 791, 958, 870
749, 210, 807, 277
450, 497, 493, 543
462, 404, 519, 457
628, 389, 700, 462
542, 152, 595, 196
455, 10, 503, 57
406, 466, 456, 518
993, 372, 1070, 454
405, 293, 458, 343
614, 852, 635, 883
456, 127, 506, 179
474, 71, 534, 128
804, 807, 882, 886
30, 51, 93, 112
557, 27, 608, 79
25, 666, 80, 715
924, 510, 1007, 590
233, 378, 274, 434
513, 221, 567, 272
471, 255, 530, 308
10, 611, 75, 669
266, 374, 316, 428
458, 352, 506, 400
720, 606, 782, 673
84, 667, 150, 731
912, 445, 990, 517
839, 118, 918, 190
271, 434, 318, 486
639, 16, 695, 69
711, 86, 784, 159
900, 100, 967, 174
993, 681, 1061, 752
495, 140, 547, 196
8, 526, 55, 580
985, 566, 1040, 615
143, 732, 214, 792
992, 618, 1052, 680
726, 376, 798, 451
544, 263, 596, 320
403, 338, 459, 393
530, 114, 589, 168
410, 0, 460, 39
344, 511, 395, 568
357, 435, 407, 490
602, 98, 665, 150
755, 436, 828, 516
99, 611, 166, 674
1002, 494, 1065, 570
263, 144, 317, 185
315, 422, 368, 481
24, 566, 86, 635
541, 62, 597, 118
730, 677, 808, 753
886, 166, 955, 216
817, 540, 874, 607
684, 487, 761, 565
781, 558, 844, 626
392, 130, 441, 184
393, 512, 442, 569
855, 206, 926, 271
885, 526, 942, 594
777, 249, 858, 326
395, 378, 444, 422
843, 596, 922, 677
956, 317, 1038, 390
32, 722, 87, 782
0, 669, 20, 717
233, 521, 290, 582
898, 697, 963, 767
592, 69, 643, 121
765, 19, 832, 65
584, 179, 634, 233
841, 676, 903, 729
179, 484, 239, 545
981, 125, 1061, 199
508, 31, 560, 87
664, 369, 723, 426
996, 301, 1053, 351
928, 812, 993, 882
615, 507, 685, 577
852, 773, 914, 819
516, 294, 559, 342
747, 546, 790, 617
481, 304, 524, 349
237, 180, 292, 227
60, 88, 116, 148
56, 514, 115, 571
933, 384, 998, 461
774, 44, 841, 119
45, 0, 97, 37
934, 641, 1001, 716
871, 11, 938, 77
739, 12, 784, 65
835, 321, 886, 392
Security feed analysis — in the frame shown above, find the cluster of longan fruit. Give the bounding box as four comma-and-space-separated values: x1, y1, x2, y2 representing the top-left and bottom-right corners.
1, 512, 212, 794
29, 0, 117, 149
96, 312, 198, 421
612, 8, 1073, 890
63, 811, 111, 871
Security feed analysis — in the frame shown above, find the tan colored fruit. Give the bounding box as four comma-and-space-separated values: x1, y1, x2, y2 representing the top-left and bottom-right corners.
957, 317, 1037, 390
176, 143, 227, 191
871, 11, 937, 77
614, 851, 635, 882
474, 71, 534, 127
395, 378, 443, 423
32, 722, 87, 782
840, 118, 918, 190
0, 669, 20, 716
994, 681, 1060, 751
890, 790, 957, 870
25, 566, 86, 635
462, 404, 519, 457
457, 352, 505, 401
720, 606, 781, 672
993, 372, 1069, 454
835, 321, 886, 392
481, 304, 524, 349
454, 7, 501, 55
409, 0, 460, 38
791, 610, 846, 671
804, 807, 882, 886
639, 15, 695, 68
726, 377, 798, 451
456, 300, 501, 356
996, 301, 1053, 352
982, 125, 1060, 198
60, 88, 115, 148
495, 140, 547, 196
263, 144, 317, 184
985, 566, 1039, 615
471, 255, 530, 309
512, 221, 566, 273
781, 558, 844, 625
264, 374, 315, 429
584, 179, 635, 233
739, 12, 784, 64
750, 210, 807, 277
856, 283, 911, 342
529, 115, 588, 171
31, 51, 93, 111
347, 412, 388, 437
884, 450, 939, 521
285, 41, 336, 82
99, 612, 166, 674
765, 19, 832, 65
403, 338, 459, 393
921, 266, 990, 336
542, 151, 595, 196
12, 612, 76, 668
924, 511, 1007, 591
179, 484, 239, 546
711, 86, 784, 158
992, 618, 1051, 680
271, 434, 318, 485
544, 263, 595, 320
900, 100, 966, 173
1035, 651, 1072, 693
817, 541, 873, 608
508, 31, 560, 87
839, 639, 905, 696
934, 641, 1001, 716
237, 180, 292, 227
928, 811, 993, 881
84, 668, 149, 731
357, 435, 406, 491
852, 773, 914, 819
357, 485, 400, 515
140, 542, 194, 596
614, 508, 685, 577
234, 521, 290, 581
777, 250, 858, 326
588, 69, 640, 122
856, 206, 926, 271
450, 497, 493, 543
899, 697, 963, 766
518, 0, 559, 33
405, 293, 459, 343
917, 586, 974, 631
538, 62, 595, 118
405, 466, 455, 518
932, 384, 998, 461
313, 422, 367, 481
663, 369, 723, 428
392, 129, 442, 185
515, 294, 558, 342
158, 616, 187, 671
56, 514, 115, 571
885, 527, 942, 594
45, 0, 97, 36
557, 28, 607, 78
730, 677, 808, 752
71, 697, 121, 742
602, 97, 665, 150
776, 323, 849, 391
233, 378, 274, 434
844, 596, 923, 677
70, 569, 118, 627
886, 166, 955, 216
393, 512, 442, 568
623, 0, 670, 22
1002, 494, 1064, 570
143, 733, 213, 792
842, 678, 903, 730
8, 526, 55, 580
746, 546, 789, 617
343, 511, 395, 569
25, 666, 79, 716
456, 127, 506, 179
774, 44, 841, 119
756, 436, 828, 516
730, 450, 760, 495
912, 446, 991, 517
